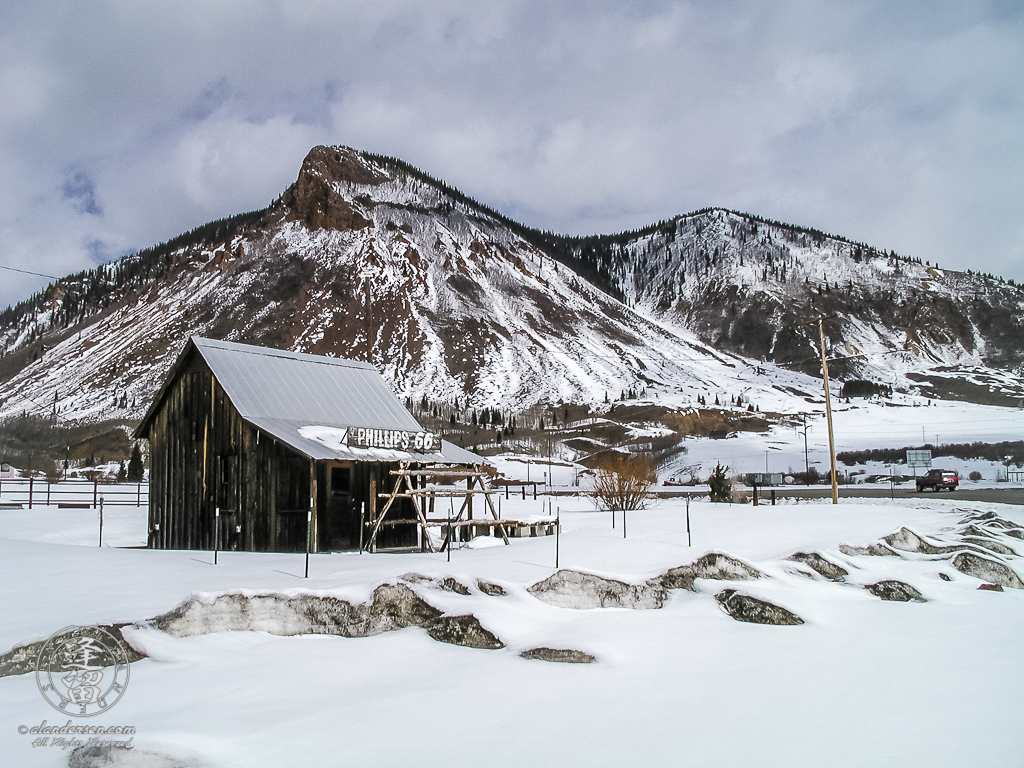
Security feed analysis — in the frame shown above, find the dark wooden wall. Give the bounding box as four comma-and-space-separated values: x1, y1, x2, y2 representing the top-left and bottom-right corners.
145, 348, 420, 553
146, 349, 312, 552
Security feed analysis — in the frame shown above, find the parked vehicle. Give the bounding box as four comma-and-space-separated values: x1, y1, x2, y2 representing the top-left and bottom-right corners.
916, 469, 959, 492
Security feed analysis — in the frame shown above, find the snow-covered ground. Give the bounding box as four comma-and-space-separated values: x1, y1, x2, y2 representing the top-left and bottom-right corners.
487, 395, 1024, 488
668, 396, 1024, 481
1, 494, 1022, 767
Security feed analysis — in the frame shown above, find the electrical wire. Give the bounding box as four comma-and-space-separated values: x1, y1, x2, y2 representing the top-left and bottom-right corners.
0, 264, 58, 280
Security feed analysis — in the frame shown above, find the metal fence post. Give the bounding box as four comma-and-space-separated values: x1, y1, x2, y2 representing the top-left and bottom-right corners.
359, 502, 365, 554
98, 496, 104, 547
304, 509, 311, 578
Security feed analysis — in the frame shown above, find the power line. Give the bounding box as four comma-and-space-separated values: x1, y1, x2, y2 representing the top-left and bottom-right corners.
0, 264, 59, 280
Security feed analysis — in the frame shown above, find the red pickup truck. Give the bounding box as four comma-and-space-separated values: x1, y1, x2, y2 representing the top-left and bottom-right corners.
916, 469, 959, 492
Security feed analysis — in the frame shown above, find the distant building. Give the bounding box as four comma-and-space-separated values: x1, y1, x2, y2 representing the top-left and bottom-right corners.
135, 337, 478, 552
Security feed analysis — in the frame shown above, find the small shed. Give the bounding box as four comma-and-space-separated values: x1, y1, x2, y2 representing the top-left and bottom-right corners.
135, 337, 478, 552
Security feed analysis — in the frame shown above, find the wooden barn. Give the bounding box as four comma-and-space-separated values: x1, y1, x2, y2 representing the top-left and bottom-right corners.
135, 337, 480, 553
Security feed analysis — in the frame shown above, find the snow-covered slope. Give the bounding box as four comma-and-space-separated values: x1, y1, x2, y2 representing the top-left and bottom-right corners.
0, 147, 825, 422
553, 208, 1024, 381
1, 145, 1022, 425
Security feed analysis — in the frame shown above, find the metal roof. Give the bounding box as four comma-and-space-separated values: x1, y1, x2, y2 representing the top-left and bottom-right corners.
193, 338, 422, 429
137, 337, 483, 465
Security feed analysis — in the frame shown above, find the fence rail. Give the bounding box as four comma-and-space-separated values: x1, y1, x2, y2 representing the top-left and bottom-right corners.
0, 479, 147, 508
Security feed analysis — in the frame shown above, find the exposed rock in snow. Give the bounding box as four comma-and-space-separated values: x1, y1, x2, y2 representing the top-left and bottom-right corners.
714, 589, 804, 625
69, 745, 198, 768
786, 552, 849, 582
399, 573, 472, 595
520, 647, 596, 664
865, 580, 926, 602
978, 583, 1004, 592
476, 579, 508, 596
659, 552, 763, 591
527, 569, 666, 609
425, 615, 504, 649
0, 623, 146, 679
152, 585, 508, 650
882, 527, 962, 555
839, 542, 900, 557
951, 552, 1024, 590
153, 584, 446, 639
962, 536, 1018, 557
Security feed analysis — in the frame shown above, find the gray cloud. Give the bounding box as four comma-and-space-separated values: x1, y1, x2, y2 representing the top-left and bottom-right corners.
62, 170, 103, 216
0, 0, 1021, 308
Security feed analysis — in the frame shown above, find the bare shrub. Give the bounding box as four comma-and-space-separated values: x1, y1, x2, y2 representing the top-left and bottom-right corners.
969, 471, 982, 481
589, 455, 655, 512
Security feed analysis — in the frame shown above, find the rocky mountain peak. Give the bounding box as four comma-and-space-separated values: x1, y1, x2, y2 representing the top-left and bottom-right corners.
281, 146, 385, 232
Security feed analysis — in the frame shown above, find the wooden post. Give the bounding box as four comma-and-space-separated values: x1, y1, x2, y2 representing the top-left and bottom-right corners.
93, 479, 98, 509
369, 471, 377, 553
29, 477, 33, 509
309, 459, 317, 553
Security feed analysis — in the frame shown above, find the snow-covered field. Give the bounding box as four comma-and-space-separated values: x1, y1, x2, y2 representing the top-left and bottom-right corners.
2, 494, 1022, 767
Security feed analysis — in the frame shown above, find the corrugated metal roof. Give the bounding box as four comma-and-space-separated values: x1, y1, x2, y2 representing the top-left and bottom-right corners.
138, 337, 484, 465
194, 338, 422, 430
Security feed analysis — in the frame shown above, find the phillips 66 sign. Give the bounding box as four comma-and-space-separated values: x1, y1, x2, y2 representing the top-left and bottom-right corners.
346, 427, 439, 452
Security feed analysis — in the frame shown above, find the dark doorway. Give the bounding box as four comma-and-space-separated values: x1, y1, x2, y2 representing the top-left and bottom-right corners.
323, 465, 356, 550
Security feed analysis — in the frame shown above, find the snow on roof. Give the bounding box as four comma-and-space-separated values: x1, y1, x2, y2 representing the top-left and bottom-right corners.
136, 337, 482, 465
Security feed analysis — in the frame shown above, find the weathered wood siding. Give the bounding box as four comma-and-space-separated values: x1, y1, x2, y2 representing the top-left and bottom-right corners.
147, 349, 312, 552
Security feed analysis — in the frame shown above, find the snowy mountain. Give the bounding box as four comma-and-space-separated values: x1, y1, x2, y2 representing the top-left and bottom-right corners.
0, 145, 1021, 424
536, 208, 1024, 382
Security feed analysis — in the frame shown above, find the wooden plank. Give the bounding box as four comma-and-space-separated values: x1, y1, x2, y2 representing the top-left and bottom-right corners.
390, 469, 491, 479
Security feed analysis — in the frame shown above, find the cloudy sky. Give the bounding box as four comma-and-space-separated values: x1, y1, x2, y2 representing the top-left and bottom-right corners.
1, 0, 1022, 308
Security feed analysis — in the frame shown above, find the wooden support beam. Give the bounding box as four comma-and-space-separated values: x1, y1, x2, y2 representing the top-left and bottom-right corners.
390, 469, 489, 479
377, 489, 499, 498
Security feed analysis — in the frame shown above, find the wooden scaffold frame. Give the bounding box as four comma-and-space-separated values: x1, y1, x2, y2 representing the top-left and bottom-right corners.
363, 462, 510, 553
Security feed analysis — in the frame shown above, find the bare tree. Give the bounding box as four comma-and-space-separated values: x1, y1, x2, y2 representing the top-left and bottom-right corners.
589, 455, 655, 512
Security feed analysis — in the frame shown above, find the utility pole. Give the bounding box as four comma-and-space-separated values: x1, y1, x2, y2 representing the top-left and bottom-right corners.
801, 415, 809, 474
817, 317, 839, 505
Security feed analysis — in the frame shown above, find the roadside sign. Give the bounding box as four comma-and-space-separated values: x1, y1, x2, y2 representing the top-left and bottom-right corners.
906, 449, 932, 468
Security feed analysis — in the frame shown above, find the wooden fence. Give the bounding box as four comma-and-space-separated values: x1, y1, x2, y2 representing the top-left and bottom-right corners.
0, 479, 147, 509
